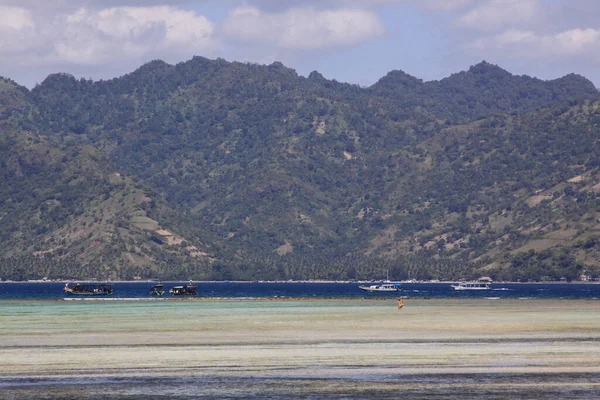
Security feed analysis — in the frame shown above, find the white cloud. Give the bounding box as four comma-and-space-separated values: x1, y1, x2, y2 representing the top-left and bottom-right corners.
0, 6, 34, 30
554, 28, 600, 54
457, 0, 540, 30
222, 6, 385, 50
416, 0, 473, 12
0, 5, 217, 66
470, 28, 600, 59
55, 6, 216, 65
0, 6, 38, 54
246, 0, 473, 12
470, 29, 536, 48
0, 0, 197, 9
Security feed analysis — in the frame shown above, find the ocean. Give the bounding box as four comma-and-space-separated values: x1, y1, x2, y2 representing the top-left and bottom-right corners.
1, 283, 599, 399
1, 281, 599, 300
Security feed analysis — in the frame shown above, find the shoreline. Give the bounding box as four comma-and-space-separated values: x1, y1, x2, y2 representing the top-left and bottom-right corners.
3, 279, 600, 284
0, 296, 597, 303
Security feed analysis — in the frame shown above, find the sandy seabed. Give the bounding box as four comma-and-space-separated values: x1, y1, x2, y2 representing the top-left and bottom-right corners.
1, 298, 599, 399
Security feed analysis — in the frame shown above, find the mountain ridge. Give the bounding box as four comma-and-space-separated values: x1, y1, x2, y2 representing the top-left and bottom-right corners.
1, 57, 599, 282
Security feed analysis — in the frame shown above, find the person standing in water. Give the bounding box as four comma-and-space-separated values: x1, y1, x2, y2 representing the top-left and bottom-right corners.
397, 298, 404, 309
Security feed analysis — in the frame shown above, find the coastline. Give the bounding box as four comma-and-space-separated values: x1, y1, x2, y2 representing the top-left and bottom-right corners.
2, 280, 600, 302
4, 279, 600, 284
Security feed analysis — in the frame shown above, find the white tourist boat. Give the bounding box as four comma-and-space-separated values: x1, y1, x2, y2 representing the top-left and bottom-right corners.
359, 282, 403, 292
451, 281, 491, 291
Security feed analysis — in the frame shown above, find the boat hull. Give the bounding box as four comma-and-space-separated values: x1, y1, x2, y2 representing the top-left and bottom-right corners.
64, 291, 113, 296
451, 282, 490, 291
359, 285, 402, 292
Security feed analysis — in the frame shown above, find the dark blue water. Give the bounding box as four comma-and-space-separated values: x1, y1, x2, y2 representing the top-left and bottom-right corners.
0, 281, 599, 300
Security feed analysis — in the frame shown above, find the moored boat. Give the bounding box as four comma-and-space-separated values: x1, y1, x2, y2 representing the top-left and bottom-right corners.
150, 284, 165, 296
359, 283, 402, 292
169, 285, 197, 296
64, 282, 113, 296
451, 281, 491, 291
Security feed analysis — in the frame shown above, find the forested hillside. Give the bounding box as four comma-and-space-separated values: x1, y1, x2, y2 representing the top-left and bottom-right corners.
1, 58, 599, 281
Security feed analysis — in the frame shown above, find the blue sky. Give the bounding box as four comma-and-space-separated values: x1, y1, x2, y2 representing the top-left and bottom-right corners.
0, 0, 599, 88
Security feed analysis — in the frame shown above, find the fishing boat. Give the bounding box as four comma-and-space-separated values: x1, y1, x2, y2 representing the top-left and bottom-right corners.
150, 283, 165, 296
63, 282, 113, 296
359, 283, 403, 292
451, 281, 491, 291
169, 285, 197, 296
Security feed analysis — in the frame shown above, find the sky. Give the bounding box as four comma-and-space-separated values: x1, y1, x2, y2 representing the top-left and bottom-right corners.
0, 0, 599, 89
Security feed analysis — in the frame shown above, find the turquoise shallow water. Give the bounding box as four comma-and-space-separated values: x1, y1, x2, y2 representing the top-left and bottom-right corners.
0, 299, 369, 335
2, 299, 600, 399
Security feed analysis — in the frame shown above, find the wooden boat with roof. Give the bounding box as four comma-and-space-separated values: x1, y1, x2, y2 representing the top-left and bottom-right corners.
150, 283, 165, 296
169, 284, 197, 296
63, 282, 113, 296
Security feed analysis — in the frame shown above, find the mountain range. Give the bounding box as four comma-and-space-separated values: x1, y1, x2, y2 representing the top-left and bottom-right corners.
1, 57, 599, 282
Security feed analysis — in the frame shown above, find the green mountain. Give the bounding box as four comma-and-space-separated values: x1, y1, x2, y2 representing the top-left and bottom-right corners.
1, 59, 599, 281
372, 61, 597, 122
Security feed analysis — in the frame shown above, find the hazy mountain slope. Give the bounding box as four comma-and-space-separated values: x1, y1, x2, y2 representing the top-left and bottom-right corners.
1, 78, 213, 279
369, 99, 600, 280
1, 58, 599, 281
0, 126, 216, 279
29, 58, 441, 256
